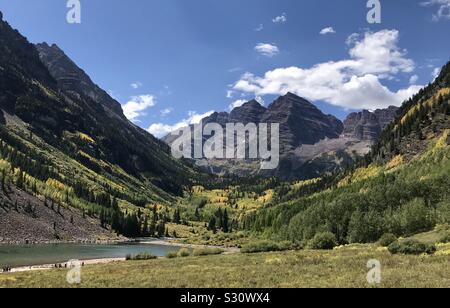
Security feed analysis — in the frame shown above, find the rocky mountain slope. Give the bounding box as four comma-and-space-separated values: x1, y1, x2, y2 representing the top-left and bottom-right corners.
373, 61, 450, 162
0, 186, 119, 244
343, 106, 399, 141
165, 93, 398, 180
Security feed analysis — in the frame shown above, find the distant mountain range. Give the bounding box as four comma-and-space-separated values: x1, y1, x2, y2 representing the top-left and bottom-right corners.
164, 93, 398, 180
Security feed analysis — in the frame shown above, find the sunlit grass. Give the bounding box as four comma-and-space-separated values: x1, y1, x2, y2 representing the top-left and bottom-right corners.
1, 245, 449, 288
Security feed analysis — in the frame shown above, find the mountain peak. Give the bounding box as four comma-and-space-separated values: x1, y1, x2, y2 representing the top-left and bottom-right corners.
261, 94, 344, 148
234, 99, 266, 112
229, 99, 266, 124
40, 42, 63, 51
268, 92, 319, 113
283, 92, 309, 102
242, 99, 263, 108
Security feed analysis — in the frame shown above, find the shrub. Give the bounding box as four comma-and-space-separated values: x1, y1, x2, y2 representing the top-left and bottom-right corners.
241, 240, 294, 253
193, 248, 224, 256
309, 232, 338, 250
399, 198, 435, 235
388, 240, 436, 255
177, 248, 191, 258
166, 251, 178, 259
378, 233, 398, 247
126, 252, 157, 261
278, 241, 295, 251
438, 232, 450, 244
241, 240, 279, 253
434, 224, 450, 233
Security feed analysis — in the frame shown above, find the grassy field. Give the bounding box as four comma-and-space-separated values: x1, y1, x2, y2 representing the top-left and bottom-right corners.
1, 244, 449, 288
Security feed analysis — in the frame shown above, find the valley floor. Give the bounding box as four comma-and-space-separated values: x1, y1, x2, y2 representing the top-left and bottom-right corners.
1, 244, 449, 288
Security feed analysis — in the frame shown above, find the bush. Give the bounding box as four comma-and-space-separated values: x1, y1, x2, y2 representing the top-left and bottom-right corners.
177, 248, 191, 258
309, 232, 338, 250
434, 224, 450, 233
126, 252, 157, 261
193, 248, 224, 256
241, 240, 293, 254
278, 241, 295, 251
399, 198, 435, 235
438, 232, 450, 244
388, 240, 437, 255
166, 251, 178, 259
378, 233, 398, 247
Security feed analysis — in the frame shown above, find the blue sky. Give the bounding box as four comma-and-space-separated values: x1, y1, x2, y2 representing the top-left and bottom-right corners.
1, 0, 449, 137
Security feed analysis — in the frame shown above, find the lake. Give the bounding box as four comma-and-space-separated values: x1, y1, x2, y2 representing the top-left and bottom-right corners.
0, 241, 183, 267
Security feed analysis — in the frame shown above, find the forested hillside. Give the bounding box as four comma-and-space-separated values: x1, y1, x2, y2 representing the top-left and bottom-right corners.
0, 12, 209, 242
243, 62, 450, 245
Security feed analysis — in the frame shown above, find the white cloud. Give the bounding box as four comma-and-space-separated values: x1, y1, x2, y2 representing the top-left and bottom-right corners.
160, 108, 173, 117
333, 74, 422, 110
228, 99, 247, 111
148, 110, 214, 138
255, 24, 264, 32
122, 95, 156, 121
228, 67, 242, 73
226, 90, 235, 98
409, 75, 419, 84
320, 27, 336, 35
346, 33, 360, 46
420, 0, 450, 21
233, 29, 422, 110
348, 30, 414, 76
131, 81, 143, 89
255, 43, 280, 57
272, 13, 287, 24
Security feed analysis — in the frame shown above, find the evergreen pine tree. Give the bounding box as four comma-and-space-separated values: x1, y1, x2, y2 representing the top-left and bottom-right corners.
223, 209, 229, 233
208, 217, 217, 233
156, 221, 166, 238
173, 208, 181, 224
16, 171, 24, 189
0, 169, 5, 192
194, 207, 200, 221
149, 219, 156, 237
142, 216, 149, 237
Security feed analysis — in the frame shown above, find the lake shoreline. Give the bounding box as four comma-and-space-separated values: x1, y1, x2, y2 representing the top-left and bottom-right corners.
8, 257, 127, 273
0, 239, 239, 273
0, 237, 129, 246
